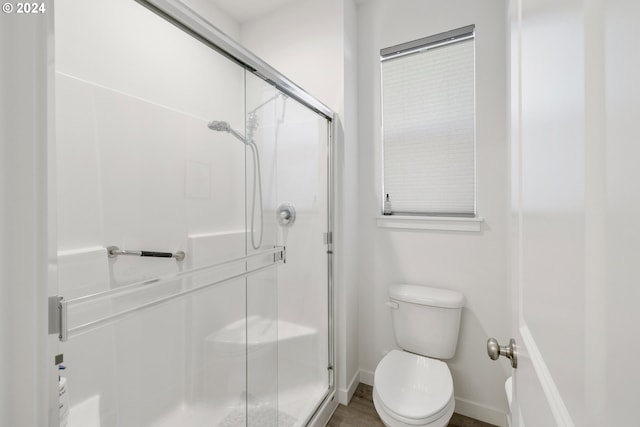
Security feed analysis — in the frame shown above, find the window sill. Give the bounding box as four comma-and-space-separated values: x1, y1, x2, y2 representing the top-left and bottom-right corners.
376, 215, 484, 232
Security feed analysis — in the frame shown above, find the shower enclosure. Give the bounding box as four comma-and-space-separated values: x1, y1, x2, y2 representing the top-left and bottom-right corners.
50, 0, 334, 426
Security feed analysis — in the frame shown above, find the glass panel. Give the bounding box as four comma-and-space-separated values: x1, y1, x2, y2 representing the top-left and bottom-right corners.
245, 73, 280, 426
274, 92, 330, 423
244, 73, 331, 426
55, 1, 332, 427
54, 0, 248, 425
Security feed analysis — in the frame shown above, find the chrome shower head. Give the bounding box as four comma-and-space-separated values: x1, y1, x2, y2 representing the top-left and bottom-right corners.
207, 120, 231, 132
207, 120, 248, 144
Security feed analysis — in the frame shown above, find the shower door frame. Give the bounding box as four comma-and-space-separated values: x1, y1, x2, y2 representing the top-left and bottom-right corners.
133, 0, 337, 424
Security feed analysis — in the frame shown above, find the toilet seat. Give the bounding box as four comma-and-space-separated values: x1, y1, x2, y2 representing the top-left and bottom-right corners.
373, 350, 455, 426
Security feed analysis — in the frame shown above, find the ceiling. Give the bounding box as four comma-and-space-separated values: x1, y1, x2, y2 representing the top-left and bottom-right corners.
209, 0, 371, 24
208, 0, 301, 24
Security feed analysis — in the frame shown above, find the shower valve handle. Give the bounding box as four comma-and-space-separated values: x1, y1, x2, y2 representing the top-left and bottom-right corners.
276, 203, 296, 227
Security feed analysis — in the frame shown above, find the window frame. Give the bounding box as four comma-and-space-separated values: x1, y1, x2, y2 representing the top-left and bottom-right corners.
380, 25, 477, 218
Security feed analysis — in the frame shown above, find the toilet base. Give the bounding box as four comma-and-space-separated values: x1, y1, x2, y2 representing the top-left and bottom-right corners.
372, 386, 454, 427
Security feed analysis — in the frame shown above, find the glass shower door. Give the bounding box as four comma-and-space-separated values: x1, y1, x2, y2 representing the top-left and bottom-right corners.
274, 93, 330, 425
244, 73, 280, 426
54, 1, 252, 425
245, 72, 331, 426
53, 1, 333, 426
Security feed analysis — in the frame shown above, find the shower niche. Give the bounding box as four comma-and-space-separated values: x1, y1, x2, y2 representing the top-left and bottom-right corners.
52, 0, 334, 426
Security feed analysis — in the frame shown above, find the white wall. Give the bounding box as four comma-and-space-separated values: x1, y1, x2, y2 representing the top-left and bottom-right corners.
603, 1, 640, 422
240, 0, 361, 406
181, 0, 241, 38
340, 0, 360, 405
0, 9, 54, 427
357, 1, 510, 425
240, 0, 344, 111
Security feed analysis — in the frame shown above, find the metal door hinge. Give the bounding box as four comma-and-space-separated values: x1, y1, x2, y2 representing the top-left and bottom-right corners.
48, 296, 68, 342
48, 296, 61, 336
323, 232, 333, 245
275, 246, 287, 264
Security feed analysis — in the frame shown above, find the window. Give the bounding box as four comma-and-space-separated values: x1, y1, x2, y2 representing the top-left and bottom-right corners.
381, 25, 476, 216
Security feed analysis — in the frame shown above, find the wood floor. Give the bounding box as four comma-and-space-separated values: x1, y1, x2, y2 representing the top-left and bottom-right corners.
326, 384, 498, 427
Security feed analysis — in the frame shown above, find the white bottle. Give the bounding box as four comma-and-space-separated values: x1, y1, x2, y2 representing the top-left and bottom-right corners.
59, 365, 69, 427
383, 194, 392, 215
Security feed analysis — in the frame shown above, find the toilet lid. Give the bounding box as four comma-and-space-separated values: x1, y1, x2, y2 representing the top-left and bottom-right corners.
374, 350, 454, 424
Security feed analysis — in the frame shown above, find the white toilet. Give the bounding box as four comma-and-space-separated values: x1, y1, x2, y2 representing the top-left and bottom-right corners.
373, 284, 465, 427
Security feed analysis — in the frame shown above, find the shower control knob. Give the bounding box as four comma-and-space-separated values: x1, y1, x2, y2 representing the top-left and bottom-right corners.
487, 337, 518, 368
277, 203, 296, 227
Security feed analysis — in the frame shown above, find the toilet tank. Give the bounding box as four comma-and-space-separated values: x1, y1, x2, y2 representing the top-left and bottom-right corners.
388, 284, 464, 359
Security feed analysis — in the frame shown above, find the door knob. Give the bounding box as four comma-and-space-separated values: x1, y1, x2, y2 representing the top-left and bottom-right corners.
487, 338, 517, 368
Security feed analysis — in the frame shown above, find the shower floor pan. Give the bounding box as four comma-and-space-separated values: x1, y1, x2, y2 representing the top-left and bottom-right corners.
154, 316, 328, 427
150, 383, 324, 427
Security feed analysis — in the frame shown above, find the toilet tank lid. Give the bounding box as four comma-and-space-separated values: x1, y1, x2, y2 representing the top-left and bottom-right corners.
389, 284, 465, 308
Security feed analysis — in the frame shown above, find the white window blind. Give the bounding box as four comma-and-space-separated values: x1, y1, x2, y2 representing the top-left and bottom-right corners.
382, 30, 475, 216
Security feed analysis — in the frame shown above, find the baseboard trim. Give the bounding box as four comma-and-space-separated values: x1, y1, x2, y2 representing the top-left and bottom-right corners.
359, 369, 374, 386
455, 397, 508, 427
338, 370, 361, 405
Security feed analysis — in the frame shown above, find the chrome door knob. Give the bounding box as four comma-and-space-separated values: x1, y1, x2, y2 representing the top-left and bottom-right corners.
487, 337, 518, 368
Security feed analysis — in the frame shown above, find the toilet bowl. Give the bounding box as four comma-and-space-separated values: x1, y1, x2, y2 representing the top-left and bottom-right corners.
373, 350, 455, 427
372, 284, 464, 427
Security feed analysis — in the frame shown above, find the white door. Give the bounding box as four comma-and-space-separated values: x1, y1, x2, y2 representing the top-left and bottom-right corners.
508, 0, 640, 425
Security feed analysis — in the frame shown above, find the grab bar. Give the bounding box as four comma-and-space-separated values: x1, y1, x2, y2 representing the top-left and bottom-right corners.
107, 246, 186, 262
57, 246, 286, 342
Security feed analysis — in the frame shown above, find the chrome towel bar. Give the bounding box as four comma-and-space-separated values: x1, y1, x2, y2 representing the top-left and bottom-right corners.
54, 246, 286, 342
107, 246, 186, 262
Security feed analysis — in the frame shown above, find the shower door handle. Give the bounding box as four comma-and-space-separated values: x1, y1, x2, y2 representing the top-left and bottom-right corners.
107, 246, 186, 262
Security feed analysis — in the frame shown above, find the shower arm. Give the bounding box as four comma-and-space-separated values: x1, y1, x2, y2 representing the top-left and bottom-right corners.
246, 92, 287, 142
248, 92, 285, 115
228, 127, 246, 143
